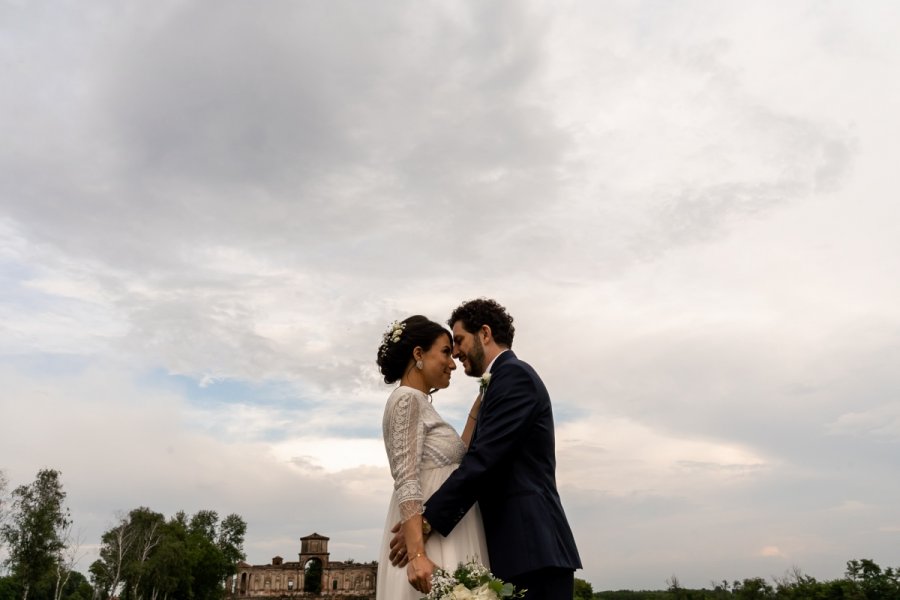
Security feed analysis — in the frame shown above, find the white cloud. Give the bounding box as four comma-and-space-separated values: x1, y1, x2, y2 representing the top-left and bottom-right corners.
3, 0, 900, 590
271, 438, 387, 473
0, 363, 393, 567
557, 416, 769, 497
759, 546, 786, 558
827, 404, 900, 439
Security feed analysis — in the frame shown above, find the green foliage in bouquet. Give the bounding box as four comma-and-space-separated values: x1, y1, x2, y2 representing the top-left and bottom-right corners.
427, 559, 526, 599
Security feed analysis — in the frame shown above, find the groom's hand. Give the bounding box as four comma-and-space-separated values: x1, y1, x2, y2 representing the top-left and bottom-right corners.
388, 521, 408, 566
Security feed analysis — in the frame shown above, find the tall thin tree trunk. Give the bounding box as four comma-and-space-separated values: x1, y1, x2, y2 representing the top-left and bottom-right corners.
54, 562, 73, 600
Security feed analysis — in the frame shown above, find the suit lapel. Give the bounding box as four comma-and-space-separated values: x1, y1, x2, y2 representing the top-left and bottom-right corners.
472, 350, 516, 440
482, 350, 516, 404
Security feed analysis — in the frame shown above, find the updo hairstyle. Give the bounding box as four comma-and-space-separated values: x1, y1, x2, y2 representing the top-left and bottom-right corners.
376, 315, 450, 384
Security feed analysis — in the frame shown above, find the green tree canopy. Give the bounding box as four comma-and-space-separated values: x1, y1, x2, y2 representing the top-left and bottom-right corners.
90, 508, 246, 600
0, 470, 72, 600
574, 576, 594, 599
595, 558, 900, 599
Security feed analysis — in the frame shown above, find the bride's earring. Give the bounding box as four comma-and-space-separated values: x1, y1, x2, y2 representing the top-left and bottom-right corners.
416, 360, 424, 370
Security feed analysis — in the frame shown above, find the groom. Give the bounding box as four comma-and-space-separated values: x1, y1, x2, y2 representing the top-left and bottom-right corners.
392, 298, 582, 599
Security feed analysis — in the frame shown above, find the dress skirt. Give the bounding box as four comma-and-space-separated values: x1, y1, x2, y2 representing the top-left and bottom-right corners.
376, 463, 489, 599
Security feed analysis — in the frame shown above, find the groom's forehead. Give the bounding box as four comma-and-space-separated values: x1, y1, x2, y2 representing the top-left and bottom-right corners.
450, 321, 469, 339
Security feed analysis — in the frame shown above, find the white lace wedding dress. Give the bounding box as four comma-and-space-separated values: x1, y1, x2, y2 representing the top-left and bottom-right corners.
376, 386, 489, 599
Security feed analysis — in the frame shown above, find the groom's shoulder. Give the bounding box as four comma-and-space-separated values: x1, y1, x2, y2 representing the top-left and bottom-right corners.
494, 351, 542, 379
492, 353, 550, 406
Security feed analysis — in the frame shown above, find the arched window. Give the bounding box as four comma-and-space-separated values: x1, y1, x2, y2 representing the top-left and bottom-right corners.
304, 559, 323, 594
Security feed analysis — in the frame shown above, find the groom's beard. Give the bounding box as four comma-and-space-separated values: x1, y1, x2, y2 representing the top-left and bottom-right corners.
465, 335, 486, 377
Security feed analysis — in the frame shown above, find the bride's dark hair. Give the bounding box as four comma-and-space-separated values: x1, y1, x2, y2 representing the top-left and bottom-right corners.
376, 315, 451, 384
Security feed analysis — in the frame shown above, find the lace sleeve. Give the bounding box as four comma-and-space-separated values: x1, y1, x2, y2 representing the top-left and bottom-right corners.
384, 391, 426, 522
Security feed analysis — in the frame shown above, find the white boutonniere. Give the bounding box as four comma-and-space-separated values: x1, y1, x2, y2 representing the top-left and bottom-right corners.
479, 373, 491, 392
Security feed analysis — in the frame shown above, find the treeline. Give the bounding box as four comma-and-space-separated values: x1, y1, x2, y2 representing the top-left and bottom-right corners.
5, 469, 898, 600
0, 469, 246, 600
582, 559, 900, 599
88, 506, 246, 600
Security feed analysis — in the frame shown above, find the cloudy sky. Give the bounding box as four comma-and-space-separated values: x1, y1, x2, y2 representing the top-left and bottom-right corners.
2, 0, 900, 591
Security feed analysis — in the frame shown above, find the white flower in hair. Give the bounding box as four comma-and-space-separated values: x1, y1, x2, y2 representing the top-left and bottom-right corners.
379, 320, 406, 356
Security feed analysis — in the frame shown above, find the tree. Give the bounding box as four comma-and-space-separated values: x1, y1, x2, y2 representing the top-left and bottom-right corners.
846, 558, 900, 598
304, 559, 322, 594
0, 576, 23, 600
0, 470, 8, 513
91, 508, 245, 600
52, 522, 86, 600
89, 515, 136, 599
0, 470, 9, 548
90, 508, 165, 600
573, 577, 594, 599
124, 508, 163, 600
187, 522, 228, 600
666, 575, 692, 600
54, 572, 90, 600
216, 514, 246, 573
0, 470, 71, 600
140, 514, 190, 600
731, 577, 776, 599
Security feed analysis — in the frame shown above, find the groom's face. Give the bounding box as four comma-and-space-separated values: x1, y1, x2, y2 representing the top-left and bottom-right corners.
451, 321, 486, 377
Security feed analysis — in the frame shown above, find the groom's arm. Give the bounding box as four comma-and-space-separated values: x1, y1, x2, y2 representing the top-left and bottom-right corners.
422, 363, 541, 536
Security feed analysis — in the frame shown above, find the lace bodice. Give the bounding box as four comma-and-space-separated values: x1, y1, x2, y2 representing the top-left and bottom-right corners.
382, 386, 466, 522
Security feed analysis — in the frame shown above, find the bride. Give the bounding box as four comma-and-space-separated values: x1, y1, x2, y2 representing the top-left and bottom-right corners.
375, 315, 489, 598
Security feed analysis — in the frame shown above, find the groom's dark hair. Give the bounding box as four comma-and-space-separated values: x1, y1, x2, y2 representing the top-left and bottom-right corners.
448, 298, 515, 348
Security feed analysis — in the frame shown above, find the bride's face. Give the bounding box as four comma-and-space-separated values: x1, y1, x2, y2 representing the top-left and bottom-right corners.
420, 333, 456, 390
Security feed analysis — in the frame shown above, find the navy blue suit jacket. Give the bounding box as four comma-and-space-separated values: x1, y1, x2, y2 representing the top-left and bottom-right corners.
422, 351, 582, 580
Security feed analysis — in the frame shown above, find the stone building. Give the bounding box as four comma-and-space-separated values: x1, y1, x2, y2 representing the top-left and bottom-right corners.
226, 533, 376, 599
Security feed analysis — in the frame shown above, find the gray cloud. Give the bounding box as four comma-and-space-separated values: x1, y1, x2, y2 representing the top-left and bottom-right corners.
2, 0, 899, 590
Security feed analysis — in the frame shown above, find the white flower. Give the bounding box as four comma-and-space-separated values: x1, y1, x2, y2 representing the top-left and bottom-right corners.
449, 584, 475, 600
379, 320, 406, 356
472, 583, 500, 600
426, 559, 522, 600
479, 373, 491, 391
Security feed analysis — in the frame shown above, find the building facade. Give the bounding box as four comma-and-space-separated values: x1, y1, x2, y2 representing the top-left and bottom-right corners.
226, 533, 376, 599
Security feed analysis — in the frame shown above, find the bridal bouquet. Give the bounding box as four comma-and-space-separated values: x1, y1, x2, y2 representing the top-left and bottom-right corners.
425, 559, 525, 599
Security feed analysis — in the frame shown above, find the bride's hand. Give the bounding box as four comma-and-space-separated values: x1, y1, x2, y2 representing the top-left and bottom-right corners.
406, 552, 436, 594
